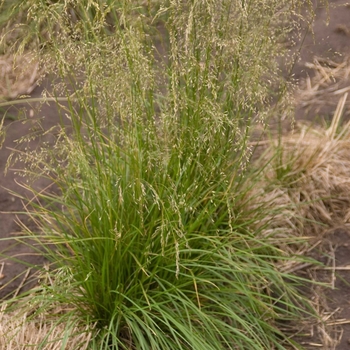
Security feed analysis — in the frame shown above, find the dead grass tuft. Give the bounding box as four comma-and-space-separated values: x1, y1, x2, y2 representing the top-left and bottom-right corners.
0, 301, 93, 350
250, 94, 350, 349
255, 93, 350, 239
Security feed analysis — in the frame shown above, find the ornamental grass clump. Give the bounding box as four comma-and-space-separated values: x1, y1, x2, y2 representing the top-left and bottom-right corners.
0, 1, 322, 349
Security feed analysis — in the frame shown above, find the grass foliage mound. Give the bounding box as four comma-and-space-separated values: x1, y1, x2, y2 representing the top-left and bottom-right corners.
0, 1, 324, 349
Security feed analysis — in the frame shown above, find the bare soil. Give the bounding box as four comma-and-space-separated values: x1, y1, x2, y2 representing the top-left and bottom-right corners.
0, 79, 67, 298
0, 1, 350, 349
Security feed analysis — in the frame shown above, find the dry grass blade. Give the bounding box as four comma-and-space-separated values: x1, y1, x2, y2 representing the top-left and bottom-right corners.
326, 92, 348, 138
12, 268, 31, 298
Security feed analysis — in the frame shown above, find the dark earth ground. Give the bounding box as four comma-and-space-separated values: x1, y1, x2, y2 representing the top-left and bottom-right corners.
1, 1, 350, 349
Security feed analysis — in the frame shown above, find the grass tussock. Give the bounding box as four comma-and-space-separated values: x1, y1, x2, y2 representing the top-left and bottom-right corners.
0, 0, 334, 349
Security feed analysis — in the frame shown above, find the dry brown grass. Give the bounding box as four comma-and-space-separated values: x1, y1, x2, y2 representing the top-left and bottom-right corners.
250, 91, 350, 349
297, 55, 350, 118
255, 92, 350, 239
0, 52, 40, 100
0, 301, 93, 350
248, 54, 350, 347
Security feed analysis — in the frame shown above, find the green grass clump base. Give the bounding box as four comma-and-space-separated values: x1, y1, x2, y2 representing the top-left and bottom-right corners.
14, 103, 311, 349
